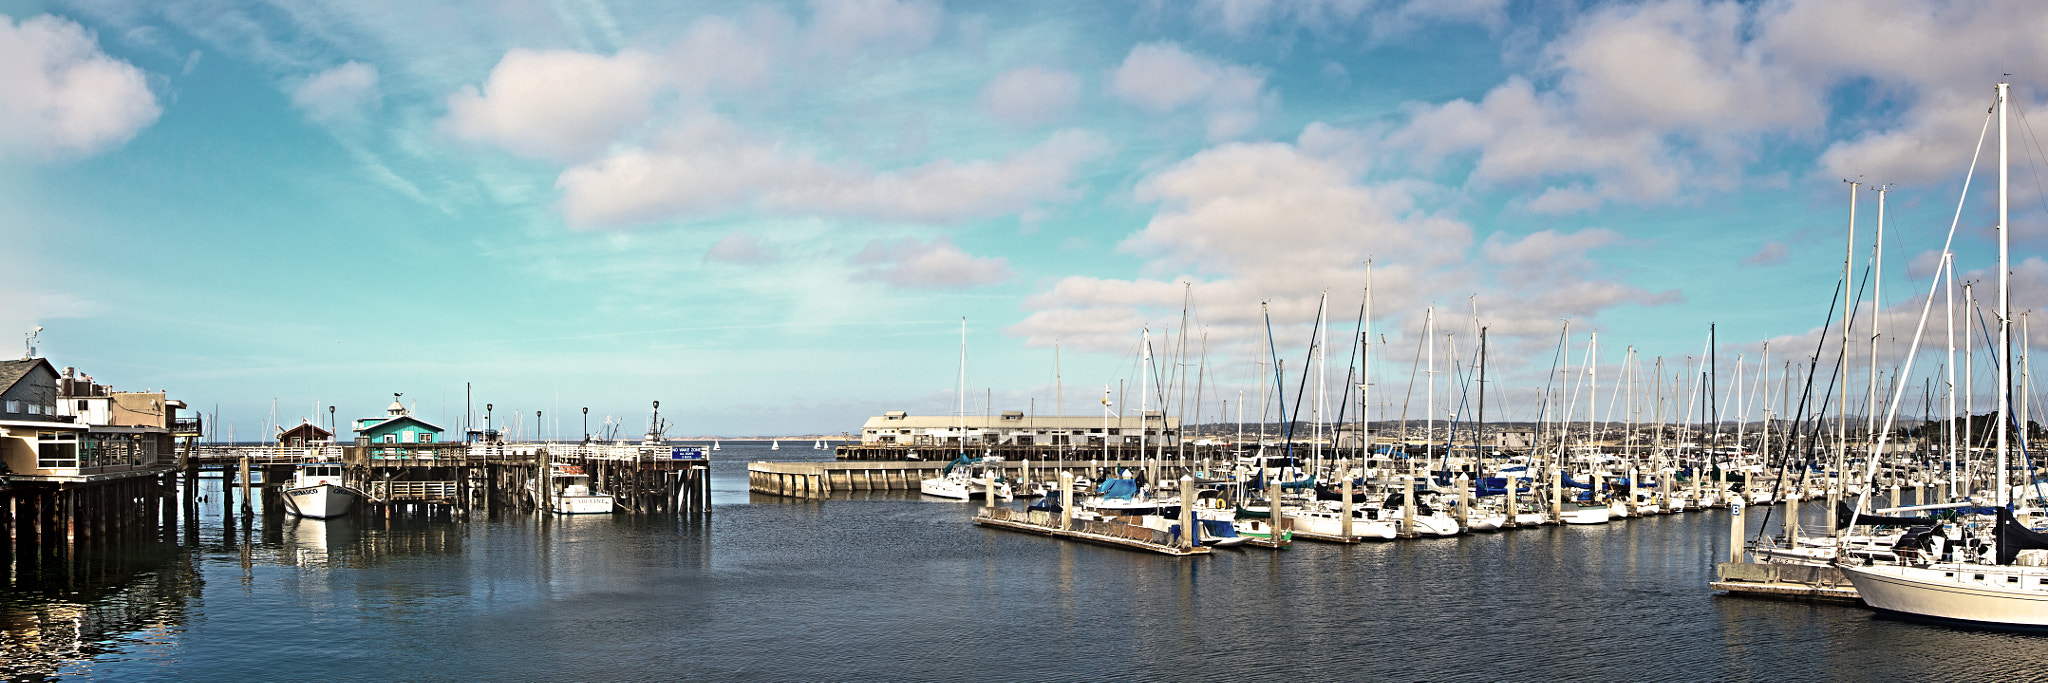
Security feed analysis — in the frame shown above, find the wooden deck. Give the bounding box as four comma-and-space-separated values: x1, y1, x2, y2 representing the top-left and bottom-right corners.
1711, 561, 1863, 603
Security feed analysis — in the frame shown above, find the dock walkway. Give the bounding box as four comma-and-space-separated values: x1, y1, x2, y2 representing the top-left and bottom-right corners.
973, 507, 1209, 556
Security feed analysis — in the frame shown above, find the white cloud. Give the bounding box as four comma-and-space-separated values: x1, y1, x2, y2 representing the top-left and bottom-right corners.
1364, 0, 2048, 211
1186, 0, 1505, 41
291, 61, 380, 126
440, 48, 660, 163
806, 0, 943, 57
1109, 42, 1267, 141
853, 237, 1011, 290
0, 14, 160, 161
556, 121, 1109, 228
980, 66, 1081, 127
1743, 241, 1789, 267
704, 230, 780, 265
1011, 135, 1676, 353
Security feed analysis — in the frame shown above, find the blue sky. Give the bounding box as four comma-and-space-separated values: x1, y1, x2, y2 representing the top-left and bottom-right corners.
3, 0, 2045, 439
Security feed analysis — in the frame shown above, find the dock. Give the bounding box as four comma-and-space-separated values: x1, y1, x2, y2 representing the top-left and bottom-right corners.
1710, 561, 1862, 603
973, 507, 1210, 556
747, 458, 1199, 499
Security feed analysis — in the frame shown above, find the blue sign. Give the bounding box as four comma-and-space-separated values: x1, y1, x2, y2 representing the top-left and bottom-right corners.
671, 446, 707, 460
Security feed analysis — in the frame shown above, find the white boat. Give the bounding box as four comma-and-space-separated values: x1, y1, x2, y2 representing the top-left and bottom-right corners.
1561, 502, 1611, 525
281, 462, 364, 519
542, 464, 614, 514
712, 439, 721, 451
813, 439, 823, 450
1286, 503, 1399, 540
919, 456, 1013, 501
771, 440, 780, 450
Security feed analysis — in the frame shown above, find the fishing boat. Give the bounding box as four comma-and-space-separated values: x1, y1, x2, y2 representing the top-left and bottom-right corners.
280, 461, 365, 519
541, 463, 615, 514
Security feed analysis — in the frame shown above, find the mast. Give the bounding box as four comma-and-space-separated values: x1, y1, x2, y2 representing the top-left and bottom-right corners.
1841, 179, 1858, 503
958, 317, 967, 461
1478, 326, 1489, 481
1426, 306, 1436, 472
1998, 80, 2011, 508
1363, 262, 1374, 464
1872, 185, 1887, 453
1947, 252, 1959, 497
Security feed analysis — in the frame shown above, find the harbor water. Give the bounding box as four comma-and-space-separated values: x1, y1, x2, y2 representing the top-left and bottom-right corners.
7, 442, 2048, 681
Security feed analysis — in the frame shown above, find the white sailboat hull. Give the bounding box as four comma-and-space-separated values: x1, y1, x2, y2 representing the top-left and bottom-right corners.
920, 476, 1012, 501
283, 483, 361, 519
1844, 563, 2048, 629
1287, 510, 1398, 539
1562, 506, 1611, 524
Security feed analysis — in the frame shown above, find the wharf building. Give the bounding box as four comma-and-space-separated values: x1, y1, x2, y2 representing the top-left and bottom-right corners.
838, 409, 1186, 461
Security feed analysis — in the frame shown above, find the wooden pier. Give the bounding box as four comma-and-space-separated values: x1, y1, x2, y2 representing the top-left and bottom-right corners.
974, 506, 1209, 556
3, 469, 180, 565
182, 442, 711, 515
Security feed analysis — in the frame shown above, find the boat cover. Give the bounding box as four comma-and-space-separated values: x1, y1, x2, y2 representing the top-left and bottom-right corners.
1096, 478, 1141, 499
1199, 519, 1239, 539
1834, 500, 1938, 529
1996, 506, 2048, 565
1561, 473, 1594, 490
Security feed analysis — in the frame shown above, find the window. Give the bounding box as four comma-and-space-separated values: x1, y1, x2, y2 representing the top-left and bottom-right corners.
384, 434, 397, 444
26, 403, 40, 415
37, 432, 78, 469
3, 399, 15, 413
419, 432, 434, 443
77, 399, 88, 410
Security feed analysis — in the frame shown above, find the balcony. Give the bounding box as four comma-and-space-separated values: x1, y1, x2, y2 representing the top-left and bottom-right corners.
172, 417, 203, 436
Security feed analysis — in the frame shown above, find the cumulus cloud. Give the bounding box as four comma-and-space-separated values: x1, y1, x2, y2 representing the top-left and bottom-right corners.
1109, 42, 1267, 141
291, 62, 380, 126
853, 236, 1012, 289
1009, 135, 1677, 353
1364, 0, 2048, 212
0, 14, 160, 161
557, 121, 1109, 228
704, 230, 780, 265
441, 48, 660, 163
980, 66, 1081, 127
1187, 0, 1505, 41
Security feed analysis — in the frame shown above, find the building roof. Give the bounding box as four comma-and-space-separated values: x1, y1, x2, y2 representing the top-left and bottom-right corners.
861, 413, 1180, 431
0, 358, 55, 395
356, 414, 443, 434
279, 421, 334, 439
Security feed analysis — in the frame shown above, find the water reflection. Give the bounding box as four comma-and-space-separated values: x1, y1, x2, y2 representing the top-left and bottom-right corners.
1, 540, 196, 680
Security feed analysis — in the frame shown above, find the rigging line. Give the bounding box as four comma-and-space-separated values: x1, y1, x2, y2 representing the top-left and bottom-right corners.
1750, 277, 1844, 541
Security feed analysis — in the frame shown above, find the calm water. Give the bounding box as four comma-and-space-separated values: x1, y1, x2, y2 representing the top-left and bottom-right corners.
7, 442, 2048, 681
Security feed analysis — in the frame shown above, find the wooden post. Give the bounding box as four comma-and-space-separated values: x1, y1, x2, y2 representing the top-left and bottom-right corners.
1454, 474, 1469, 528
1059, 471, 1074, 530
1267, 474, 1285, 539
1550, 468, 1563, 525
1784, 496, 1799, 548
1179, 475, 1196, 549
1339, 458, 1353, 539
1729, 499, 1746, 563
1503, 465, 1518, 527
1890, 483, 1901, 511
1402, 475, 1417, 537
1626, 466, 1639, 516
239, 456, 253, 516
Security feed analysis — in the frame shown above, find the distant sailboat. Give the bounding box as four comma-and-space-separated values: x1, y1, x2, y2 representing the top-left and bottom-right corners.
771, 440, 780, 450
712, 439, 721, 451
813, 439, 823, 450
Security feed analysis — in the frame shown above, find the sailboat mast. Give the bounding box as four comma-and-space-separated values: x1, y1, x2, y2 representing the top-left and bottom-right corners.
1363, 263, 1373, 464
1426, 306, 1436, 472
1841, 179, 1858, 500
1998, 80, 2011, 508
1872, 186, 1887, 451
958, 317, 966, 461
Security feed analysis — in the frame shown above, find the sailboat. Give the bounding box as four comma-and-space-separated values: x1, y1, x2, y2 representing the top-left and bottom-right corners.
813, 439, 823, 450
771, 439, 780, 450
1841, 82, 2048, 629
712, 438, 721, 451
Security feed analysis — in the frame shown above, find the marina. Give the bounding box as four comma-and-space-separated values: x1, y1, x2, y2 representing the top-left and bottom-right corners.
16, 2, 2048, 679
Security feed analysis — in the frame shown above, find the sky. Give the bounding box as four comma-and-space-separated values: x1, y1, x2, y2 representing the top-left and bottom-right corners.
4, 0, 2048, 440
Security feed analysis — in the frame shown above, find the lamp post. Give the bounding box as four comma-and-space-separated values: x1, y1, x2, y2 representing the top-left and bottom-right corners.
485, 403, 493, 442
582, 407, 589, 444
328, 405, 335, 438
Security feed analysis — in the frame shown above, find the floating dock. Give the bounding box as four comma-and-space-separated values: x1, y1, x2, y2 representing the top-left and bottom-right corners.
973, 507, 1209, 556
747, 459, 1198, 499
1710, 561, 1862, 603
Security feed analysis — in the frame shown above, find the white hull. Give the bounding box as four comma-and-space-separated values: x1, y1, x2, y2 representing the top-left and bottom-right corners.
1844, 563, 2048, 628
920, 476, 1012, 501
1286, 510, 1398, 540
283, 483, 361, 519
1562, 506, 1611, 525
551, 494, 614, 514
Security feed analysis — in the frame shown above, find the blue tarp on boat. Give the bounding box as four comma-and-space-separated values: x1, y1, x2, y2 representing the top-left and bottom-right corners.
1097, 478, 1141, 499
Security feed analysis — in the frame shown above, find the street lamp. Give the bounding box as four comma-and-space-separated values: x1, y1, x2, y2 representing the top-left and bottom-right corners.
582, 407, 589, 444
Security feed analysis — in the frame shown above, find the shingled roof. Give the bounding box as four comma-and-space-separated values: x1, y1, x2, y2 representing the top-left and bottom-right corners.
0, 358, 55, 395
